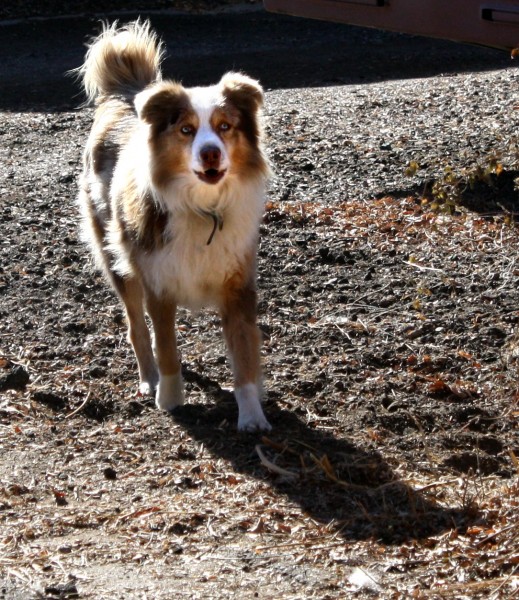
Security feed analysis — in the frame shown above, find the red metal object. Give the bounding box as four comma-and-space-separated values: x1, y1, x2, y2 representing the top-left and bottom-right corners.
263, 0, 519, 50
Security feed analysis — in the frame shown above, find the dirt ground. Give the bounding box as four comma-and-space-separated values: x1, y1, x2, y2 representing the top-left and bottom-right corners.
1, 5, 519, 600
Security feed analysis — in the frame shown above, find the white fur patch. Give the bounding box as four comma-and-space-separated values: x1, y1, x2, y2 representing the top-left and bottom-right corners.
188, 87, 230, 175
139, 380, 155, 397
156, 372, 185, 411
137, 177, 264, 309
235, 383, 271, 432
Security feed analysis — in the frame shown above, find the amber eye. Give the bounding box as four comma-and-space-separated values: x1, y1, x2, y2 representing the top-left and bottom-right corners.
180, 124, 196, 136
218, 122, 231, 133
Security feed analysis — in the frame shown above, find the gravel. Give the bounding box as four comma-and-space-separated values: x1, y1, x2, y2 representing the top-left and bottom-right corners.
1, 6, 519, 599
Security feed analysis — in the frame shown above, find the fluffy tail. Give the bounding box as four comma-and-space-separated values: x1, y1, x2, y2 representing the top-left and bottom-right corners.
79, 20, 164, 103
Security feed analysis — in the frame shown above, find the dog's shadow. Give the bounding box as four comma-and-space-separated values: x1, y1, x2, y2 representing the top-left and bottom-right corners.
168, 368, 476, 543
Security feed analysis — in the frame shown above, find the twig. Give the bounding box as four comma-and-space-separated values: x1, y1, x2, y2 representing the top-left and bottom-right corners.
266, 438, 449, 495
403, 260, 444, 273
490, 565, 519, 599
308, 453, 379, 492
261, 436, 295, 454
415, 478, 460, 493
424, 577, 519, 597
65, 392, 90, 419
255, 445, 297, 479
476, 521, 519, 548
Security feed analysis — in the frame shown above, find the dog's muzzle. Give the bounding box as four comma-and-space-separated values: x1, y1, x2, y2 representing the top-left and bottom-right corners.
195, 144, 226, 185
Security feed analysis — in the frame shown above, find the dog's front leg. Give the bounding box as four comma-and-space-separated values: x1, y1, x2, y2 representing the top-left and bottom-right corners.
145, 291, 185, 411
221, 282, 271, 432
113, 275, 158, 396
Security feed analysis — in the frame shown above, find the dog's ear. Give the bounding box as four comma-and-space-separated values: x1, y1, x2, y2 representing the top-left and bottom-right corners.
220, 73, 264, 146
135, 83, 189, 133
220, 72, 264, 114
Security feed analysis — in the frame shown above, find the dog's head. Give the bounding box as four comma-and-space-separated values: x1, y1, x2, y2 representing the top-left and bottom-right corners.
135, 73, 267, 193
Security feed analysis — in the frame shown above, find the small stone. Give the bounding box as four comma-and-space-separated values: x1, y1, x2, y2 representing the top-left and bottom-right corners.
103, 467, 117, 480
0, 364, 30, 392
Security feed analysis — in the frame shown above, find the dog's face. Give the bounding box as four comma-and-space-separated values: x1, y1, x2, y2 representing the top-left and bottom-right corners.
135, 73, 265, 192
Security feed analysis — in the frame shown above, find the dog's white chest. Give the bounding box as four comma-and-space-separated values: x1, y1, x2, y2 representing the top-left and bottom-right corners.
139, 214, 249, 309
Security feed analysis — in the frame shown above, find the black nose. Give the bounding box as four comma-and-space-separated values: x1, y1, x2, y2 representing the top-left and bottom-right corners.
200, 145, 221, 168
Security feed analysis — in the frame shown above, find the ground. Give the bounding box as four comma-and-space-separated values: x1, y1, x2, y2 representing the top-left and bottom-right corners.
1, 5, 519, 600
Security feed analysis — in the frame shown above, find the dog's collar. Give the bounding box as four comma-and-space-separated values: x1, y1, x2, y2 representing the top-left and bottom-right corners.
198, 209, 224, 245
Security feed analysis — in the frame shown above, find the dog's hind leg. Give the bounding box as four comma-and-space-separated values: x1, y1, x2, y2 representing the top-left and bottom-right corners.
144, 291, 185, 411
113, 274, 158, 396
220, 281, 271, 432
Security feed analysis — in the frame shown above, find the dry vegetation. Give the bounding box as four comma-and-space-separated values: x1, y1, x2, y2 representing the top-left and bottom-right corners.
2, 183, 518, 598
1, 9, 519, 600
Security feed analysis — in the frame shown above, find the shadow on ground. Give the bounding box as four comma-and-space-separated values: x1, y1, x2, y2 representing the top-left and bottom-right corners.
379, 169, 519, 215
159, 369, 477, 544
1, 10, 512, 112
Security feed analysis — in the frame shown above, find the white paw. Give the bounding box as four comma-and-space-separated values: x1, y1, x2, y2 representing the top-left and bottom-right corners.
155, 373, 185, 411
238, 413, 272, 432
236, 383, 271, 432
138, 380, 156, 397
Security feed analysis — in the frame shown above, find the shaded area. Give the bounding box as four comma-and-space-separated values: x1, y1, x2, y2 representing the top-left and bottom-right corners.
379, 169, 519, 215
0, 0, 247, 20
459, 169, 519, 214
1, 10, 511, 112
169, 370, 476, 544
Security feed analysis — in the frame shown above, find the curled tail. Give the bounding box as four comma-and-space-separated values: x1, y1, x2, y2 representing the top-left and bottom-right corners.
79, 20, 164, 103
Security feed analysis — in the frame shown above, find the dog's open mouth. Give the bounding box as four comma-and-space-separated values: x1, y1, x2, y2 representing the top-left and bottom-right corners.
196, 169, 226, 185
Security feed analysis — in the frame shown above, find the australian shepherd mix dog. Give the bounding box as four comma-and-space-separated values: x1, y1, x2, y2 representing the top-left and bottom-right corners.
77, 20, 271, 431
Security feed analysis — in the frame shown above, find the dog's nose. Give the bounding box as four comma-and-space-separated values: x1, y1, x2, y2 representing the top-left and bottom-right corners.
200, 145, 221, 168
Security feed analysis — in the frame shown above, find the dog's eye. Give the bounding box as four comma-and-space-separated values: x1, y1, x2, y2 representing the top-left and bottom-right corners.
218, 122, 231, 133
180, 124, 196, 136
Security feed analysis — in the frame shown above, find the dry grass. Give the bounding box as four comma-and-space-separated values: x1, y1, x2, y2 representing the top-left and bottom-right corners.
2, 193, 518, 598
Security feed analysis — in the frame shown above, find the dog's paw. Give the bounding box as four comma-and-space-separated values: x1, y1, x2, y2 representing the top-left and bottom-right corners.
238, 412, 272, 432
138, 380, 156, 397
235, 383, 271, 432
155, 373, 185, 411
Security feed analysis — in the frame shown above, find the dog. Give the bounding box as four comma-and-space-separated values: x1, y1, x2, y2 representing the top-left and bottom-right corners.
77, 20, 271, 431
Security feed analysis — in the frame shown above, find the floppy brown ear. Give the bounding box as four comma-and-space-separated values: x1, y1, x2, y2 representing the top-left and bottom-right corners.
220, 72, 264, 114
220, 73, 264, 146
135, 82, 189, 133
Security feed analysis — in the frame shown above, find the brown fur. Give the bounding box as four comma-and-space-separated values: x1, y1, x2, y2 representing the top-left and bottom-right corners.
77, 20, 271, 431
